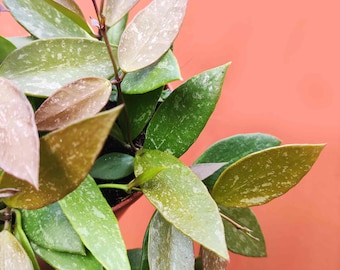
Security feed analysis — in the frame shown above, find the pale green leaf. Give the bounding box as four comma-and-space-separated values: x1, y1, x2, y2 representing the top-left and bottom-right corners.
200, 247, 227, 270
118, 0, 188, 72
3, 0, 91, 38
148, 211, 194, 270
1, 106, 123, 209
35, 77, 112, 131
21, 203, 84, 254
0, 230, 33, 270
219, 206, 266, 257
135, 149, 229, 260
121, 50, 181, 94
0, 36, 16, 62
144, 63, 230, 157
31, 242, 102, 270
107, 15, 128, 46
0, 38, 115, 97
128, 167, 167, 189
104, 0, 139, 27
59, 175, 130, 270
0, 78, 39, 188
7, 36, 36, 49
212, 144, 325, 207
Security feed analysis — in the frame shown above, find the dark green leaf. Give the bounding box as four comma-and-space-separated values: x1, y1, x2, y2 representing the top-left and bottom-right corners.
0, 78, 39, 188
3, 0, 91, 38
31, 242, 103, 270
195, 133, 281, 188
212, 144, 325, 207
21, 203, 84, 254
59, 175, 130, 270
128, 249, 142, 270
135, 149, 228, 260
144, 63, 230, 157
121, 50, 181, 94
140, 225, 150, 270
90, 152, 134, 180
219, 206, 266, 257
0, 36, 16, 62
118, 0, 187, 72
104, 0, 139, 27
148, 211, 194, 270
1, 106, 123, 209
0, 38, 115, 97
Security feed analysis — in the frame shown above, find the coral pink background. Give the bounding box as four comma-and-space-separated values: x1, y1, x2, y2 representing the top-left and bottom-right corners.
1, 1, 340, 269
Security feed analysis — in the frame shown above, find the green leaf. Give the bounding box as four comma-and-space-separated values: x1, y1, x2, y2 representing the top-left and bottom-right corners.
128, 167, 167, 189
104, 0, 139, 27
21, 203, 84, 254
35, 77, 112, 131
135, 149, 229, 260
59, 175, 130, 270
148, 211, 194, 270
195, 133, 281, 188
0, 78, 39, 189
212, 144, 325, 207
3, 0, 91, 39
120, 87, 162, 140
121, 50, 181, 94
140, 225, 150, 270
0, 230, 34, 270
219, 206, 266, 257
0, 36, 16, 62
118, 0, 188, 72
144, 63, 230, 157
199, 247, 228, 270
7, 36, 36, 49
31, 242, 103, 270
0, 38, 115, 97
107, 14, 128, 46
1, 106, 123, 209
13, 210, 40, 270
90, 152, 134, 180
45, 0, 95, 36
127, 249, 142, 270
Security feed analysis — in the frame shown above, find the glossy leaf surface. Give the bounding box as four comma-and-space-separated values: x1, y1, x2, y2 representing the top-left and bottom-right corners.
35, 77, 112, 131
120, 87, 162, 140
0, 230, 33, 270
0, 38, 115, 96
59, 175, 130, 270
135, 149, 228, 260
144, 63, 230, 157
0, 36, 16, 62
90, 152, 134, 180
212, 144, 325, 207
21, 203, 84, 254
121, 50, 181, 94
31, 242, 102, 270
148, 211, 194, 270
118, 0, 187, 72
200, 247, 227, 270
127, 249, 142, 270
1, 106, 123, 209
0, 78, 39, 188
3, 0, 90, 39
104, 0, 139, 27
219, 206, 266, 257
195, 133, 281, 188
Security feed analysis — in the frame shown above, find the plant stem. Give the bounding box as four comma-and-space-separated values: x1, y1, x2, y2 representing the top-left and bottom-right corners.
219, 210, 260, 241
98, 183, 130, 193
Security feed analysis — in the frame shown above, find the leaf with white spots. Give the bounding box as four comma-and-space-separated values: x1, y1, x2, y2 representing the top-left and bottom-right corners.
0, 38, 115, 97
118, 0, 188, 72
212, 144, 325, 207
0, 106, 123, 209
144, 63, 230, 157
21, 203, 85, 254
219, 206, 266, 257
35, 77, 112, 131
59, 175, 130, 270
121, 50, 181, 94
0, 230, 34, 270
0, 78, 39, 189
104, 0, 140, 27
135, 149, 229, 260
148, 211, 194, 270
3, 0, 91, 39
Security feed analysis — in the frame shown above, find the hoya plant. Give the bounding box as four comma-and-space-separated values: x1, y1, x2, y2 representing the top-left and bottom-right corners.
0, 0, 324, 269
